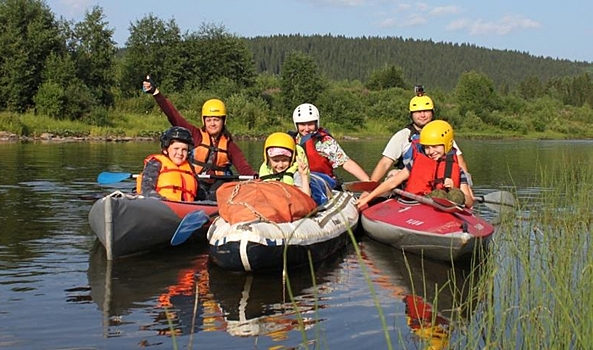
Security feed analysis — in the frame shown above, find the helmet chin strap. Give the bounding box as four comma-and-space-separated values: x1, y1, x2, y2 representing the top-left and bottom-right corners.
411, 121, 424, 130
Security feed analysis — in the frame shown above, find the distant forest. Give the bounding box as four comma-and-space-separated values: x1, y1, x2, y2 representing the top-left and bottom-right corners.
246, 34, 592, 91
2, 2, 593, 139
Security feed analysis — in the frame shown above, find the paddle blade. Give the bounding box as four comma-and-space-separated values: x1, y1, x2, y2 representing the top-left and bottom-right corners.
170, 210, 210, 246
342, 181, 380, 192
476, 191, 516, 207
97, 172, 134, 185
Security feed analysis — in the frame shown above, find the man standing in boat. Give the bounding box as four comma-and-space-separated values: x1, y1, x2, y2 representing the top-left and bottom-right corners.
143, 76, 257, 201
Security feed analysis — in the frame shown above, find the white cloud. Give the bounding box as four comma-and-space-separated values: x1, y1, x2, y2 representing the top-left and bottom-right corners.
378, 18, 397, 27
447, 15, 541, 35
58, 0, 94, 16
376, 2, 459, 28
401, 15, 428, 27
429, 5, 460, 17
329, 0, 367, 5
309, 0, 368, 6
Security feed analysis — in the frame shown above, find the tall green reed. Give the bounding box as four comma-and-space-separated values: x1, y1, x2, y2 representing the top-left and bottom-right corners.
458, 161, 593, 349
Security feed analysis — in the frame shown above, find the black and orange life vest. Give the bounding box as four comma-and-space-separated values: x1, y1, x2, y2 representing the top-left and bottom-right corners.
404, 140, 461, 195
136, 154, 198, 201
191, 129, 231, 175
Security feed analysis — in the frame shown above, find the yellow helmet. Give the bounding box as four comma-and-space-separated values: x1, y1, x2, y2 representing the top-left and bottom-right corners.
263, 132, 296, 164
419, 120, 454, 153
409, 95, 434, 112
201, 98, 227, 124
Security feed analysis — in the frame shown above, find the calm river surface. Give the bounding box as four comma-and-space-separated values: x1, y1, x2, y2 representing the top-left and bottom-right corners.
1, 138, 592, 349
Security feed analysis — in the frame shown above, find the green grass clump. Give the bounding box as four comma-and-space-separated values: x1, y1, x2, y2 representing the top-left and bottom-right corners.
456, 161, 593, 349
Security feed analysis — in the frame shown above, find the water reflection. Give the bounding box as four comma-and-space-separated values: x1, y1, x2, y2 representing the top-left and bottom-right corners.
207, 251, 345, 340
87, 242, 210, 338
86, 240, 348, 344
3, 140, 591, 349
360, 239, 482, 349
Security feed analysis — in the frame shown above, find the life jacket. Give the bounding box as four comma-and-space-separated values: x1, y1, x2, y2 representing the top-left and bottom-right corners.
258, 162, 297, 185
136, 154, 198, 201
404, 140, 461, 195
192, 128, 231, 175
258, 144, 307, 185
394, 123, 420, 170
291, 128, 334, 178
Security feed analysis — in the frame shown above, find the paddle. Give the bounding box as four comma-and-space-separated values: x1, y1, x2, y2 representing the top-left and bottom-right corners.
344, 181, 516, 209
393, 188, 465, 213
97, 171, 256, 185
474, 191, 516, 213
342, 181, 380, 192
170, 210, 215, 246
474, 191, 515, 206
97, 172, 137, 184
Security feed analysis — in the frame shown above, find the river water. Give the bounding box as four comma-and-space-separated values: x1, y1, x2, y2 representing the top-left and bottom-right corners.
1, 138, 592, 349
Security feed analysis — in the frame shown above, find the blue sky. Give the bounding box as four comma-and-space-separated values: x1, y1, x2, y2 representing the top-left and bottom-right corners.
46, 0, 591, 63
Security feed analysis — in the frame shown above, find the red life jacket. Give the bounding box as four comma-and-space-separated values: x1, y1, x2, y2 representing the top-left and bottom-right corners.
404, 141, 461, 195
295, 128, 335, 178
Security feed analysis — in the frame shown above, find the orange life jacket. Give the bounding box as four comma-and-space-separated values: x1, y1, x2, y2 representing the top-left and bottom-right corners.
404, 141, 461, 195
136, 154, 198, 201
192, 128, 231, 175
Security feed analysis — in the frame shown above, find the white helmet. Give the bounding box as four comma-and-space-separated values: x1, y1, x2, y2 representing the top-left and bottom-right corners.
292, 103, 320, 129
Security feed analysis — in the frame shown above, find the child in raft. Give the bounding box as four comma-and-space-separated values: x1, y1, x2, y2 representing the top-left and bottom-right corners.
258, 132, 311, 196
357, 120, 474, 209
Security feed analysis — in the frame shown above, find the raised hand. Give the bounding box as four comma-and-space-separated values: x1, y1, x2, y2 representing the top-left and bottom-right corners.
142, 75, 157, 94
297, 159, 309, 176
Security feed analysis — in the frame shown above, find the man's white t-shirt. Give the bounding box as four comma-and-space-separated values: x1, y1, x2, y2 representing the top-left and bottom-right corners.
382, 127, 462, 162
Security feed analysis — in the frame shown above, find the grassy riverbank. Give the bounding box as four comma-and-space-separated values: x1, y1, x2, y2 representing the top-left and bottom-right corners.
0, 111, 580, 141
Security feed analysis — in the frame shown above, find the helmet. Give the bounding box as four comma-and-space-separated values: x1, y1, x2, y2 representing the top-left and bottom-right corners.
292, 103, 320, 129
419, 120, 454, 153
201, 98, 227, 124
409, 95, 434, 112
263, 132, 296, 164
160, 126, 194, 149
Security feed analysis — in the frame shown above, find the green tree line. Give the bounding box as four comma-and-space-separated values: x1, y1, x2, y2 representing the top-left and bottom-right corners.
1, 0, 593, 139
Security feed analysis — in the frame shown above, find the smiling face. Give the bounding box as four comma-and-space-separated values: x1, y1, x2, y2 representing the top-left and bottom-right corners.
163, 140, 190, 166
268, 155, 292, 173
296, 121, 318, 136
203, 116, 224, 138
411, 110, 434, 129
422, 144, 445, 160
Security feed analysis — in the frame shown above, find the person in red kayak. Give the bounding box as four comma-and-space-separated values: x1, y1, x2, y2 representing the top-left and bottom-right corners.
369, 85, 470, 184
142, 76, 257, 200
136, 126, 198, 202
356, 120, 474, 209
